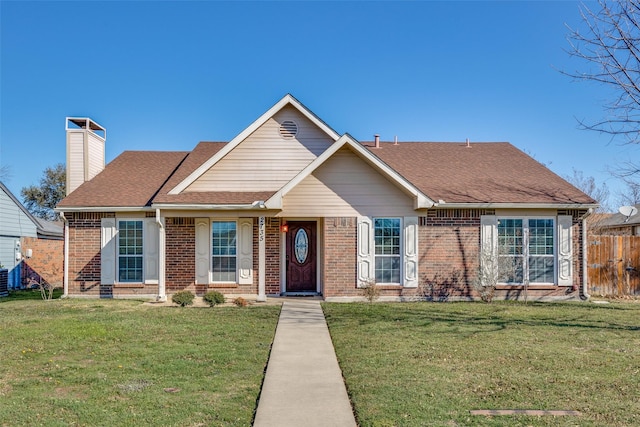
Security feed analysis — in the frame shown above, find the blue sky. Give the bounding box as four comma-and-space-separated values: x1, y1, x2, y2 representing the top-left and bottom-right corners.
1, 1, 636, 210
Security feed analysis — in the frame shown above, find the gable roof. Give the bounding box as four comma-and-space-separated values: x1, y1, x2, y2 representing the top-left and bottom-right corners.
168, 94, 341, 195
265, 134, 434, 209
367, 141, 597, 206
0, 181, 63, 238
55, 96, 598, 211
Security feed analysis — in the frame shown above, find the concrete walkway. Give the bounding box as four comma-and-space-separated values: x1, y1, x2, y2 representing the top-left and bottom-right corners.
253, 300, 357, 427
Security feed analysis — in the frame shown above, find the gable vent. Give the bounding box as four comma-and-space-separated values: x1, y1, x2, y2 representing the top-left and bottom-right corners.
279, 120, 298, 139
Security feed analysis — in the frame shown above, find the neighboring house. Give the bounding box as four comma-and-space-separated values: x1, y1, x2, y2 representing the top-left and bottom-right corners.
0, 181, 63, 290
57, 95, 598, 301
589, 207, 640, 235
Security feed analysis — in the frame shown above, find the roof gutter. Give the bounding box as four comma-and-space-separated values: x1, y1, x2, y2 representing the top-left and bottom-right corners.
151, 201, 269, 210
432, 202, 600, 210
56, 206, 157, 213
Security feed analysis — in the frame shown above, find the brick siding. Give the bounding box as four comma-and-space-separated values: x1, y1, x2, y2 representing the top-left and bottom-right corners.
21, 236, 63, 288
323, 217, 358, 297
67, 212, 112, 296
65, 209, 587, 301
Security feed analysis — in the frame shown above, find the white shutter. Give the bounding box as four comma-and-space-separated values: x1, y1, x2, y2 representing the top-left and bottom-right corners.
357, 216, 374, 287
101, 218, 116, 285
557, 215, 573, 286
480, 215, 498, 283
404, 217, 419, 288
144, 219, 159, 284
195, 218, 210, 285
238, 218, 253, 285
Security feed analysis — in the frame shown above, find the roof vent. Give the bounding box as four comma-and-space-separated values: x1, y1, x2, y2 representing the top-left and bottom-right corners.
279, 120, 298, 139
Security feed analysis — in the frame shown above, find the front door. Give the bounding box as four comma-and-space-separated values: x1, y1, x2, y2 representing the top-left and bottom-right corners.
286, 221, 317, 293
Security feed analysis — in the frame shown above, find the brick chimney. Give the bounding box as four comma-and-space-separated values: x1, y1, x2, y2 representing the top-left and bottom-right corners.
65, 118, 106, 195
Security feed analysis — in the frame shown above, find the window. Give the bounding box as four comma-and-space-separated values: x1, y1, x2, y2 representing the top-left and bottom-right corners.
374, 218, 401, 283
497, 218, 555, 284
118, 220, 143, 282
212, 221, 237, 282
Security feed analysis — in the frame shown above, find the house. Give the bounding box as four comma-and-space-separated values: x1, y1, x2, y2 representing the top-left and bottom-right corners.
0, 181, 64, 291
56, 95, 598, 301
589, 208, 640, 235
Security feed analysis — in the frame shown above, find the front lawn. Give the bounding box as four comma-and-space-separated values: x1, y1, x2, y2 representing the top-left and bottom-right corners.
0, 298, 280, 426
323, 301, 640, 427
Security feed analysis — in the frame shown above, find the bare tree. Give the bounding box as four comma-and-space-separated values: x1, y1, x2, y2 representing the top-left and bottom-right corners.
564, 168, 612, 211
615, 176, 640, 206
565, 1, 640, 144
0, 165, 11, 181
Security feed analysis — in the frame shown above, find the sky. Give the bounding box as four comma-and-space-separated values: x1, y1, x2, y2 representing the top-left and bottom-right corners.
1, 0, 637, 211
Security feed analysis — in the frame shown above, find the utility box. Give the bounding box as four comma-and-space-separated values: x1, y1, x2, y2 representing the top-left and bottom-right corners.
0, 268, 8, 297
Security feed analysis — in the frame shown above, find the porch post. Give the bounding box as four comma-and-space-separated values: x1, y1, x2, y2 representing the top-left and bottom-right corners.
156, 209, 167, 302
258, 216, 266, 302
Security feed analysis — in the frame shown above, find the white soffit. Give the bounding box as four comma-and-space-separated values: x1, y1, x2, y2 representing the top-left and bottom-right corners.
168, 94, 341, 195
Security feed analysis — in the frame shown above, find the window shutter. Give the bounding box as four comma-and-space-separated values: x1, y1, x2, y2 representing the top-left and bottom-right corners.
144, 219, 159, 284
238, 218, 253, 285
357, 216, 374, 287
101, 218, 116, 285
480, 215, 498, 283
404, 216, 419, 288
195, 218, 210, 285
557, 215, 573, 286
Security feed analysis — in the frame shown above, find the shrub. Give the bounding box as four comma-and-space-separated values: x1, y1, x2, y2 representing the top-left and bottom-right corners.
233, 296, 248, 307
203, 291, 225, 307
171, 290, 195, 307
360, 278, 380, 303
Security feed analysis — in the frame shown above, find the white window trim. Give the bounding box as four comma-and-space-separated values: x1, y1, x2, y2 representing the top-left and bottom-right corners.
373, 217, 404, 286
116, 219, 144, 284
210, 219, 238, 284
496, 216, 557, 286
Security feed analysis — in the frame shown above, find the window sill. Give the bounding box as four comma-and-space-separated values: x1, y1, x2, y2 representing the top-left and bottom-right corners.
375, 284, 403, 290
495, 285, 559, 290
208, 283, 239, 289
113, 283, 145, 289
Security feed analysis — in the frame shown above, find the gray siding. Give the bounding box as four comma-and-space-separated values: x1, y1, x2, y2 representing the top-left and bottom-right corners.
0, 186, 37, 237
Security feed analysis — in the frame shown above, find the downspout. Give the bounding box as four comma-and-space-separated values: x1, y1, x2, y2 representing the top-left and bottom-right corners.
581, 208, 594, 301
156, 208, 167, 302
60, 212, 69, 298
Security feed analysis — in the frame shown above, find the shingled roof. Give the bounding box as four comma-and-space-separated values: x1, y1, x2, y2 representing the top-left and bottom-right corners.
57, 151, 189, 208
57, 139, 596, 209
366, 141, 596, 205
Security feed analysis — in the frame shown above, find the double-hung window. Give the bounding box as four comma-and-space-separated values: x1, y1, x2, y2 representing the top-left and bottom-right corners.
212, 221, 237, 282
374, 218, 401, 284
497, 218, 555, 285
118, 220, 143, 283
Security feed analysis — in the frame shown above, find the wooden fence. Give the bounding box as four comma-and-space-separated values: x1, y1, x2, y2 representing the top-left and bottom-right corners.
587, 235, 640, 296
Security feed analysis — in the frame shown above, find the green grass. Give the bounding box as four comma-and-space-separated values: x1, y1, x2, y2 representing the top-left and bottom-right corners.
323, 301, 640, 427
0, 298, 280, 426
0, 288, 64, 302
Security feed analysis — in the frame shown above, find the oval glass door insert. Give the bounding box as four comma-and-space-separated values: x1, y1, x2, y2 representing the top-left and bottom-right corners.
294, 229, 309, 264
